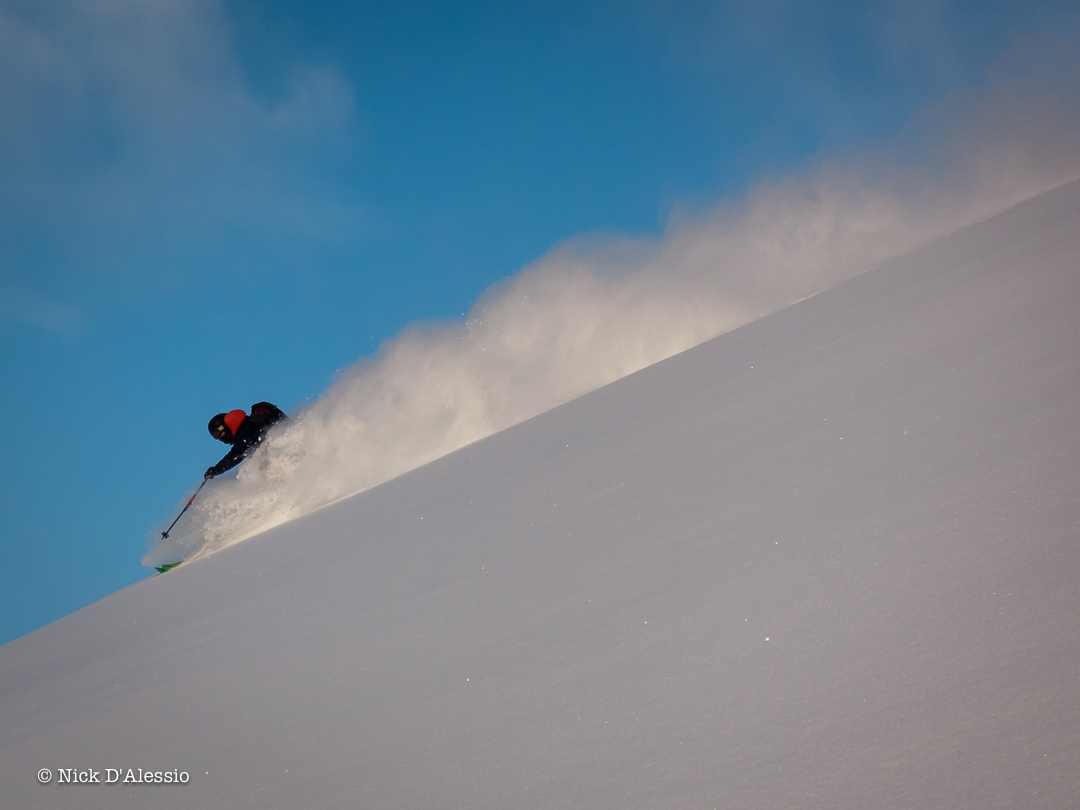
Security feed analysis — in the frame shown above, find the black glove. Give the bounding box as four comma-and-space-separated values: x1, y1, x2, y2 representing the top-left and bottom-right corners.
204, 467, 218, 480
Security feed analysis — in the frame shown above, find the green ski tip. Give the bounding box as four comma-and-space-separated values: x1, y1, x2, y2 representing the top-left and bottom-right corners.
155, 561, 185, 574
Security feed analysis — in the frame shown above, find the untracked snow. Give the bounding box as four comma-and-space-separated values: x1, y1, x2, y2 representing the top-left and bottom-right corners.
3, 181, 1080, 808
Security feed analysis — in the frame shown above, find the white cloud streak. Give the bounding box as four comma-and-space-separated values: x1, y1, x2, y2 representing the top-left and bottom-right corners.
0, 0, 362, 282
0, 286, 86, 334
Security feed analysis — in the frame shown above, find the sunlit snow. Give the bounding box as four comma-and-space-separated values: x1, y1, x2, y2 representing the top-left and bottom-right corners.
3, 181, 1080, 809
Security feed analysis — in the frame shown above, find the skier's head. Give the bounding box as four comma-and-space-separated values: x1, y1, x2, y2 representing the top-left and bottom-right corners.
208, 409, 247, 444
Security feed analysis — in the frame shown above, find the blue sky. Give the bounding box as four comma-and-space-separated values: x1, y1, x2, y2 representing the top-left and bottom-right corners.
1, 0, 1078, 646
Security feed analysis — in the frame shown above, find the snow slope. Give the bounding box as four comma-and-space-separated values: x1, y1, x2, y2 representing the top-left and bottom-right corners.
3, 180, 1080, 809
147, 158, 1076, 569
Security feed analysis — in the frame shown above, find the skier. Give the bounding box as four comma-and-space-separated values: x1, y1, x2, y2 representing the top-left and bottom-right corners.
205, 401, 289, 480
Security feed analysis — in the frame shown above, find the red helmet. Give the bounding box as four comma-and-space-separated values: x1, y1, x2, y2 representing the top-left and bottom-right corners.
208, 409, 247, 443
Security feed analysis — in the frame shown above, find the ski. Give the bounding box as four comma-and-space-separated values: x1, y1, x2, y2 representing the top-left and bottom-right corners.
155, 561, 184, 574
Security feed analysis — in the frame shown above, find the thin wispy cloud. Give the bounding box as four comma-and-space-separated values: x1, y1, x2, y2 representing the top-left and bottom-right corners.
0, 0, 364, 295
0, 285, 86, 335
635, 0, 1080, 146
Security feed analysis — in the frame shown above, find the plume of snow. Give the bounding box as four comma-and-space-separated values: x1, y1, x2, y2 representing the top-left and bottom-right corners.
145, 75, 1080, 566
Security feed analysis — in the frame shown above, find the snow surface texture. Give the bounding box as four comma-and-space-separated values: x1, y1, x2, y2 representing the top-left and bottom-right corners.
147, 118, 1080, 566
4, 181, 1080, 809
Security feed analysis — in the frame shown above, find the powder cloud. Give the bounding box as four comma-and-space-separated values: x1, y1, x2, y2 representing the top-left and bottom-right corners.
145, 70, 1080, 566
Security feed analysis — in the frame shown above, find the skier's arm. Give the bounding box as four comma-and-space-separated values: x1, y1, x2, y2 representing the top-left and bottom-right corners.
205, 444, 247, 479
204, 424, 262, 479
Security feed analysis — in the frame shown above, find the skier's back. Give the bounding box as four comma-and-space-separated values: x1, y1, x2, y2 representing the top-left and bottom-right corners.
204, 402, 288, 480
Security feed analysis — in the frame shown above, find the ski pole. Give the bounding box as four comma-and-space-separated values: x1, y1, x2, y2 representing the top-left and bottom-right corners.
160, 479, 207, 540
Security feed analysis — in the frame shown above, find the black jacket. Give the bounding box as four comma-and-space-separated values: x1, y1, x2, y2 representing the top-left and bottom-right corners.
206, 402, 288, 478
